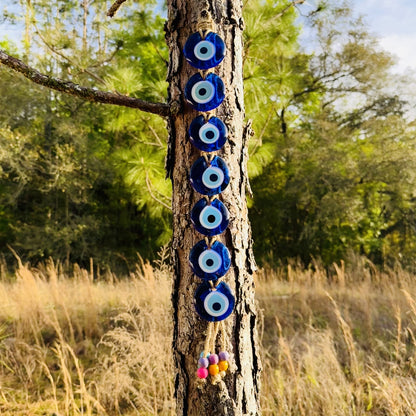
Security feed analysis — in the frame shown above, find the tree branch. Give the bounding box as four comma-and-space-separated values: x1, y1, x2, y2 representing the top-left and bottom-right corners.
145, 172, 172, 210
276, 0, 306, 20
0, 50, 170, 117
33, 25, 106, 85
107, 0, 128, 18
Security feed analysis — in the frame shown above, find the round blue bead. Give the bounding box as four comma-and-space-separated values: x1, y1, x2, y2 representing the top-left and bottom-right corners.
184, 73, 225, 111
194, 281, 235, 322
190, 198, 229, 236
189, 240, 231, 281
183, 32, 225, 69
189, 116, 227, 152
190, 156, 230, 196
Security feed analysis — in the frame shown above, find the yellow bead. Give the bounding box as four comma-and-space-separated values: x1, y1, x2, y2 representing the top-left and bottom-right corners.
218, 360, 229, 372
208, 364, 219, 376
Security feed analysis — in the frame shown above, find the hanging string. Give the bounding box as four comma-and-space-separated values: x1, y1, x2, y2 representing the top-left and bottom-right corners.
202, 152, 213, 164
210, 321, 222, 385
202, 311, 221, 358
219, 320, 226, 350
211, 321, 220, 352
203, 322, 214, 358
197, 17, 215, 38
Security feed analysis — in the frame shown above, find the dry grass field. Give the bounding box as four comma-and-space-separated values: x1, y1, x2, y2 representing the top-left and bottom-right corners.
0, 256, 416, 415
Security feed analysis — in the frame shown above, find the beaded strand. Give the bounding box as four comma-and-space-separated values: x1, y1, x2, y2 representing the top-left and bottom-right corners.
183, 18, 234, 383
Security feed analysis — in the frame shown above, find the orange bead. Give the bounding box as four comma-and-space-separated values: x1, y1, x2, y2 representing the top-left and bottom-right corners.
218, 360, 228, 372
208, 364, 219, 376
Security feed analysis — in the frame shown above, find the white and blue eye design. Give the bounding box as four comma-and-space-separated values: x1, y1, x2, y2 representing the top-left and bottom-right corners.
195, 281, 235, 322
185, 73, 225, 111
189, 240, 231, 281
190, 198, 229, 236
190, 156, 230, 196
189, 116, 227, 152
183, 32, 225, 69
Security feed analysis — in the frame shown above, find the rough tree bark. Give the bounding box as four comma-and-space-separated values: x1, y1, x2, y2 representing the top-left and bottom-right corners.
165, 1, 261, 415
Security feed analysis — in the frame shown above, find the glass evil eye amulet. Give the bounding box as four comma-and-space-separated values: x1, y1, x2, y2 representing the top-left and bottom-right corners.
185, 73, 225, 112
190, 156, 230, 196
189, 116, 227, 152
191, 198, 229, 236
195, 281, 235, 322
183, 32, 225, 69
189, 240, 231, 281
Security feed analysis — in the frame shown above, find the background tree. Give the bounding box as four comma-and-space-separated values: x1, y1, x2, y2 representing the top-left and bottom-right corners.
248, 1, 416, 267
0, 2, 172, 268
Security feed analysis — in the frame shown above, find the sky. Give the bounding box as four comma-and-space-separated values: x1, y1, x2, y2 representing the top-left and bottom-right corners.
349, 0, 416, 74
297, 0, 416, 74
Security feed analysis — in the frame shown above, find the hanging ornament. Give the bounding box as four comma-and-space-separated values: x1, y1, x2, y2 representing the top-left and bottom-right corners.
183, 32, 226, 69
183, 25, 234, 383
189, 240, 231, 281
190, 156, 230, 196
185, 73, 225, 111
190, 198, 229, 236
194, 281, 235, 322
189, 115, 228, 152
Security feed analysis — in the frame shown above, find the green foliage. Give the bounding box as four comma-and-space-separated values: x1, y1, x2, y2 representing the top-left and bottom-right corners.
0, 0, 170, 268
1, 0, 416, 269
248, 1, 416, 267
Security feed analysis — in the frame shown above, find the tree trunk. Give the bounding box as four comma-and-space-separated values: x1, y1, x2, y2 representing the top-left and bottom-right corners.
165, 1, 261, 415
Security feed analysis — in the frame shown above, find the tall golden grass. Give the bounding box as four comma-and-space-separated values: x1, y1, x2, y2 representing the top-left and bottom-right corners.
0, 256, 416, 415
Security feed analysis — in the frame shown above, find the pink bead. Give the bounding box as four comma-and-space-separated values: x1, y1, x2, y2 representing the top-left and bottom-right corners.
208, 354, 219, 365
197, 367, 208, 379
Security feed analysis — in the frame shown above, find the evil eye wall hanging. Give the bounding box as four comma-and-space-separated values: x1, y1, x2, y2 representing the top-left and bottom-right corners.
191, 198, 229, 236
183, 32, 225, 69
183, 32, 226, 69
184, 27, 233, 382
189, 116, 227, 152
195, 281, 235, 322
185, 73, 225, 111
190, 156, 230, 196
189, 240, 231, 281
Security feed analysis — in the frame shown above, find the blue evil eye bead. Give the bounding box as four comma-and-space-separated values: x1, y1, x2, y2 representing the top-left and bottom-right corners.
183, 32, 226, 69
191, 198, 229, 236
189, 240, 231, 281
190, 156, 230, 196
189, 116, 227, 152
195, 281, 235, 322
185, 73, 225, 111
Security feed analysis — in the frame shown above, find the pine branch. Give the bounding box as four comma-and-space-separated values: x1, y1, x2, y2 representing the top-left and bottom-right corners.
0, 50, 170, 117
107, 0, 128, 18
276, 0, 306, 19
145, 172, 172, 210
